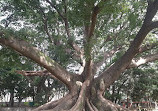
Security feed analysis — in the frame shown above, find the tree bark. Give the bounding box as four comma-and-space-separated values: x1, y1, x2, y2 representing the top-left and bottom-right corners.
0, 37, 82, 91
9, 89, 14, 107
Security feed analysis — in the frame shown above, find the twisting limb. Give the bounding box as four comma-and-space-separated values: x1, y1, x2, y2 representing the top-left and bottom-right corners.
82, 3, 101, 79
62, 0, 70, 38
35, 1, 84, 65
62, 0, 84, 64
99, 35, 115, 49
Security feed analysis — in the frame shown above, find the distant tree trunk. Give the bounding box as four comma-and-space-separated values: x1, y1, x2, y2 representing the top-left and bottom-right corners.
111, 85, 115, 103
18, 97, 23, 106
9, 89, 14, 107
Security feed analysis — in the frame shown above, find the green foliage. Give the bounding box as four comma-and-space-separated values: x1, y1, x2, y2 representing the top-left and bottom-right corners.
0, 46, 35, 102
130, 67, 158, 101
105, 65, 158, 103
0, 68, 29, 98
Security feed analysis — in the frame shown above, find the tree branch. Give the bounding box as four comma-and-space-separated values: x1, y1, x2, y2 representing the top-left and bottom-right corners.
16, 70, 50, 76
16, 70, 61, 80
37, 5, 54, 43
150, 21, 158, 29
94, 1, 158, 88
37, 3, 84, 65
147, 0, 154, 5
138, 42, 158, 53
94, 46, 121, 70
46, 0, 84, 62
82, 5, 101, 79
45, 0, 65, 20
0, 37, 80, 89
63, 1, 84, 59
88, 6, 100, 38
127, 53, 158, 69
144, 0, 158, 25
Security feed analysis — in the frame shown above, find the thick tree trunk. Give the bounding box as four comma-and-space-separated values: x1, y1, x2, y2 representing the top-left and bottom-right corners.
32, 80, 129, 111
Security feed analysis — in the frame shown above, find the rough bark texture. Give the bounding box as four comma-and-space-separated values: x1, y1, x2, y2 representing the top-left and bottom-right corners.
0, 0, 158, 111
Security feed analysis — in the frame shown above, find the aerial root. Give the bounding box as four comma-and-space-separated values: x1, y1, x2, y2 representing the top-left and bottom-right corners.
86, 99, 99, 111
52, 94, 77, 111
33, 81, 88, 111
32, 99, 60, 111
66, 81, 89, 111
98, 94, 129, 111
33, 81, 129, 111
33, 93, 75, 111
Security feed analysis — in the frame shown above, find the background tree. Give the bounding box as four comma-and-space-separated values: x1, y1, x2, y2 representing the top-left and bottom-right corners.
0, 47, 33, 106
0, 0, 158, 111
131, 66, 158, 102
104, 65, 158, 105
0, 48, 66, 106
25, 75, 67, 106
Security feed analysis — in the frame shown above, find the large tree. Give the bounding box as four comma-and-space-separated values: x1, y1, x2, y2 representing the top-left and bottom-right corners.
0, 0, 158, 111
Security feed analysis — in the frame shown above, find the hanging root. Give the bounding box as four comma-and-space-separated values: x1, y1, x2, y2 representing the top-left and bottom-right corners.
32, 99, 60, 111
86, 99, 99, 111
50, 94, 77, 111
67, 81, 89, 111
97, 94, 129, 111
33, 94, 76, 111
